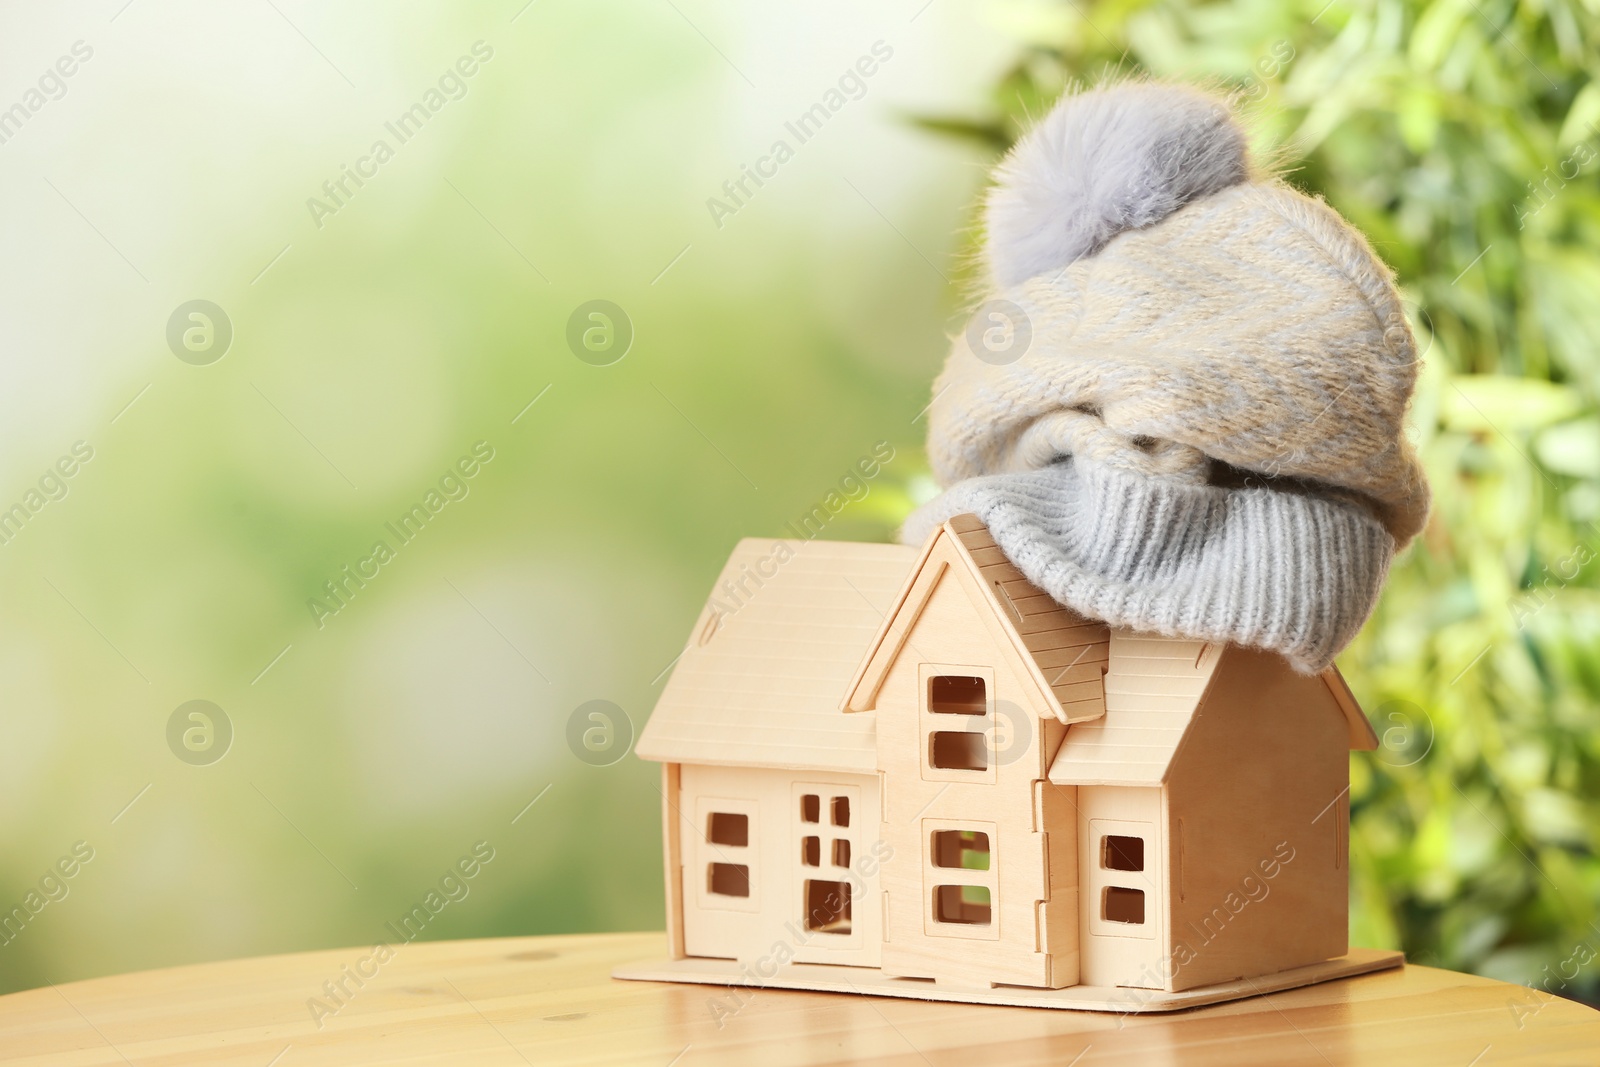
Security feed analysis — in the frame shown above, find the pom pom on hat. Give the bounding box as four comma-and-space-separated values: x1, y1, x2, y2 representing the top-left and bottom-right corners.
984, 81, 1252, 288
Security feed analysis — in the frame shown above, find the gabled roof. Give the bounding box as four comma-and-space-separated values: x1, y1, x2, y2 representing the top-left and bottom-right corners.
841, 515, 1109, 724
634, 537, 917, 773
1322, 666, 1381, 751
1047, 636, 1223, 786
637, 519, 1376, 782
1046, 641, 1377, 787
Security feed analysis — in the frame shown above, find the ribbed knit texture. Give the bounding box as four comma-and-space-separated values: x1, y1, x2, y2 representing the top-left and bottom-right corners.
908, 81, 1429, 673
903, 461, 1394, 673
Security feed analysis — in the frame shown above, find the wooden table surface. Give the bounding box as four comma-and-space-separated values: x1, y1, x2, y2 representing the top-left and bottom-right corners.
3, 933, 1597, 1066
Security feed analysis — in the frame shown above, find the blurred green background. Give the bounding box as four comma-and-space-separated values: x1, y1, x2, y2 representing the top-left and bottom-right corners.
1, 0, 1597, 1008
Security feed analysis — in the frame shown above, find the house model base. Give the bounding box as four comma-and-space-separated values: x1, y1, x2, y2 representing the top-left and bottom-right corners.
613, 948, 1403, 1013
624, 517, 1395, 1010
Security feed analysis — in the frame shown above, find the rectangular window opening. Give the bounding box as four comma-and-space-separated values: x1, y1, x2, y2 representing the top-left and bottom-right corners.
832, 839, 851, 867
801, 836, 820, 867
708, 862, 750, 899
707, 812, 748, 848
804, 879, 852, 934
933, 884, 992, 925
929, 675, 987, 715
800, 794, 820, 823
830, 796, 850, 827
932, 829, 991, 871
1103, 885, 1145, 925
930, 731, 988, 772
1102, 835, 1145, 872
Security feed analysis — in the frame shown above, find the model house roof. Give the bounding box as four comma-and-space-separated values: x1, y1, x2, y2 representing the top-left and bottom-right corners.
842, 515, 1110, 724
638, 516, 1377, 779
634, 537, 917, 774
1046, 640, 1380, 787
1046, 636, 1224, 786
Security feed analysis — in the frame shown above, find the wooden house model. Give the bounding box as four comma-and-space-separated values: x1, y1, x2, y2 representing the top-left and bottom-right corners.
614, 516, 1403, 1011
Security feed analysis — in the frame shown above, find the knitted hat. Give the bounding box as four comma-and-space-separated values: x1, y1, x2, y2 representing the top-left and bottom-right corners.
904, 81, 1430, 672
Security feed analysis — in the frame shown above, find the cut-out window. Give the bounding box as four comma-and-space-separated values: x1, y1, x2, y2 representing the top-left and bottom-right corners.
934, 884, 991, 925
831, 796, 850, 827
930, 731, 988, 772
1102, 835, 1144, 872
1103, 885, 1145, 924
800, 794, 820, 823
708, 863, 749, 898
707, 812, 748, 848
804, 879, 852, 934
832, 839, 851, 867
932, 829, 991, 871
801, 836, 820, 867
929, 675, 987, 714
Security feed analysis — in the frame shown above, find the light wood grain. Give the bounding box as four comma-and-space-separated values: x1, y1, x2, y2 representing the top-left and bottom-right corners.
1158, 646, 1350, 991
636, 537, 915, 774
2, 933, 1597, 1066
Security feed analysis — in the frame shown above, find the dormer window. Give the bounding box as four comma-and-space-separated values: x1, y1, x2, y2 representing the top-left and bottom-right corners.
929, 675, 986, 714
930, 731, 988, 771
920, 666, 996, 782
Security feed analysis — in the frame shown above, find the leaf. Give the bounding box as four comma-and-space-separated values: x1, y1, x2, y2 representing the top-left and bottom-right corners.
1557, 81, 1600, 150
902, 114, 1012, 153
1534, 417, 1600, 477
1522, 788, 1591, 846
1440, 376, 1586, 432
983, 0, 1078, 47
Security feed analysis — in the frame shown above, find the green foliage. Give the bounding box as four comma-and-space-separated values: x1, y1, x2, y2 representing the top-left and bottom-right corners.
928, 0, 1600, 1001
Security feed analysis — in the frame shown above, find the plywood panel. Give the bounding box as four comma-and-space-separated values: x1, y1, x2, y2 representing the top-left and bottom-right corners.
678, 765, 884, 969
1034, 780, 1081, 987
847, 518, 1110, 726
638, 538, 916, 772
1160, 648, 1350, 992
662, 763, 685, 960
1049, 636, 1221, 787
871, 560, 1059, 988
1030, 644, 1112, 671
1078, 786, 1166, 990
615, 948, 1405, 1014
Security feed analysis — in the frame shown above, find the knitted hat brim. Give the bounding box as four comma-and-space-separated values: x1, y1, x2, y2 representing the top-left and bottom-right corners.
901, 457, 1396, 673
